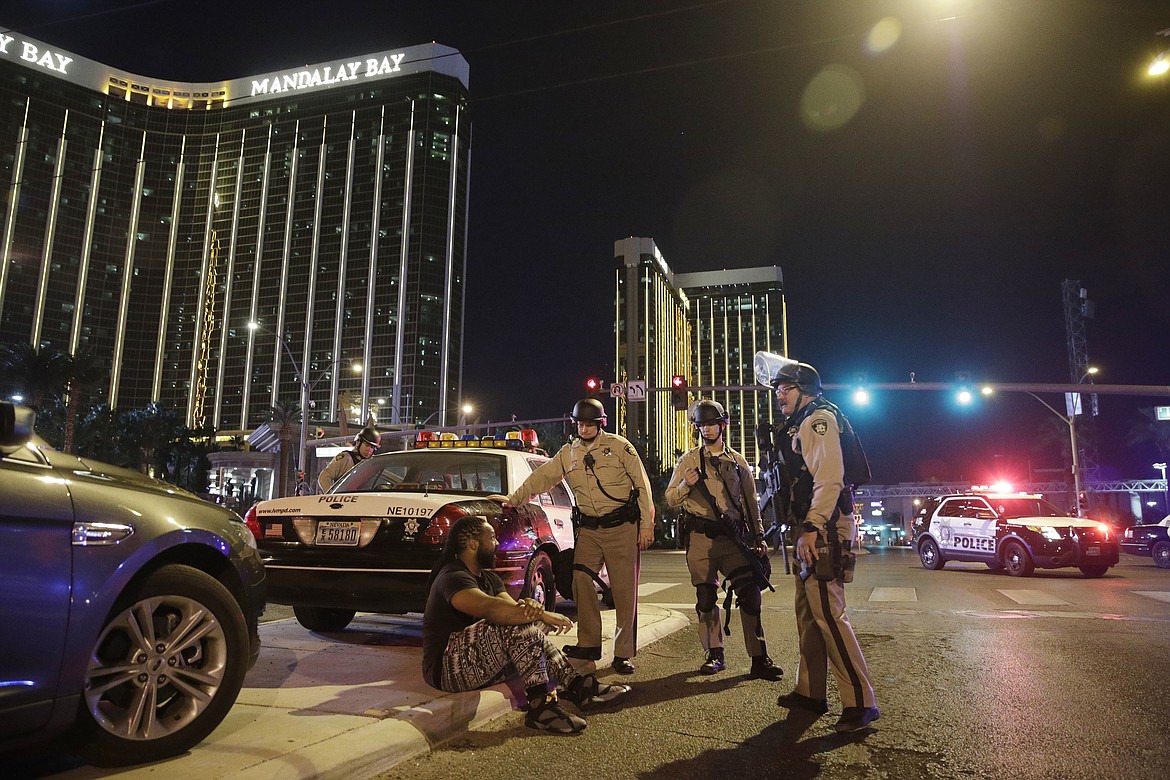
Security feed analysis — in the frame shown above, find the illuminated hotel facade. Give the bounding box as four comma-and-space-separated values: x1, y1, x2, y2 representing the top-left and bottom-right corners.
614, 237, 786, 470
0, 27, 471, 438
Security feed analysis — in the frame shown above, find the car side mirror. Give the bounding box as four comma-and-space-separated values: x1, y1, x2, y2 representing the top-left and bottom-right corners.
0, 402, 35, 454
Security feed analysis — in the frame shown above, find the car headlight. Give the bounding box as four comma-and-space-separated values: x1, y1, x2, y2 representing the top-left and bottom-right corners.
1030, 526, 1063, 542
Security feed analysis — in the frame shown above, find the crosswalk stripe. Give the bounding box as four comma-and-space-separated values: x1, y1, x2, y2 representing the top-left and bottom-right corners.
638, 582, 677, 597
997, 589, 1069, 606
868, 587, 917, 602
1132, 591, 1170, 604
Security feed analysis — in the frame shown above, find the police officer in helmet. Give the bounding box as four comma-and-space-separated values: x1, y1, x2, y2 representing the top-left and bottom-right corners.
318, 426, 381, 492
502, 398, 654, 675
771, 359, 880, 732
665, 399, 783, 680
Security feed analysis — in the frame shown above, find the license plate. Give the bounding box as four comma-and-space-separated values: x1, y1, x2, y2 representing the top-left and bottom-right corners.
315, 521, 360, 546
1085, 547, 1100, 556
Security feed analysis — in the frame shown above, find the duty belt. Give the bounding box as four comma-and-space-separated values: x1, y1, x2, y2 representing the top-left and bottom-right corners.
574, 506, 637, 530
683, 513, 731, 538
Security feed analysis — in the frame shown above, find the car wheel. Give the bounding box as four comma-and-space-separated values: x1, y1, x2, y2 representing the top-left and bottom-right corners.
1002, 541, 1034, 577
70, 564, 249, 767
1153, 541, 1170, 569
293, 606, 356, 632
986, 561, 1005, 572
918, 538, 944, 570
1078, 565, 1109, 577
522, 551, 556, 611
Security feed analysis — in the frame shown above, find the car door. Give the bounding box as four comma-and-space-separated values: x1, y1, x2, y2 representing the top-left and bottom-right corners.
525, 456, 574, 551
934, 498, 968, 554
967, 497, 999, 558
0, 443, 74, 738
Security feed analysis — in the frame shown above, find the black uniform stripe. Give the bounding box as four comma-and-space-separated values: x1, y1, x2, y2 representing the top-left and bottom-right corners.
816, 579, 865, 706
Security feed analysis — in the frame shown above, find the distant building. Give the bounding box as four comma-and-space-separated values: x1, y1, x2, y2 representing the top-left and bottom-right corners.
675, 265, 787, 467
614, 237, 692, 469
613, 237, 786, 469
0, 26, 471, 442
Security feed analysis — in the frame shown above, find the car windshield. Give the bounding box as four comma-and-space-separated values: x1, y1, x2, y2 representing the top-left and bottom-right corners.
990, 497, 1067, 520
333, 450, 506, 495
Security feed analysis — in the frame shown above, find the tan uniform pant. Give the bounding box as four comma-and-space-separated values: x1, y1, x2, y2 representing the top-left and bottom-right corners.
686, 531, 764, 656
793, 573, 875, 709
572, 521, 639, 658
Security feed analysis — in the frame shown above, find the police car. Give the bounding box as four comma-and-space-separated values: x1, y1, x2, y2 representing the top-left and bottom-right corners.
245, 430, 594, 631
911, 490, 1119, 578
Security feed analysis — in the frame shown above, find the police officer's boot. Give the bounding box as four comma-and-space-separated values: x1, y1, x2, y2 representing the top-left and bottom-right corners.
699, 647, 725, 675
749, 641, 784, 681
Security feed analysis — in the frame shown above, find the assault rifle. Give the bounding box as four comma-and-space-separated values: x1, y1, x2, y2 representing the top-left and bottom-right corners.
755, 421, 791, 575
693, 448, 774, 592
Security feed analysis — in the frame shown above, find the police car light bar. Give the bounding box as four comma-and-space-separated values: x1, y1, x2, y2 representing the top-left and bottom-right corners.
414, 429, 540, 450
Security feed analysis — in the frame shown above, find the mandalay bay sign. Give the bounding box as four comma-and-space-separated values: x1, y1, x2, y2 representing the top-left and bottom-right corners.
250, 53, 407, 96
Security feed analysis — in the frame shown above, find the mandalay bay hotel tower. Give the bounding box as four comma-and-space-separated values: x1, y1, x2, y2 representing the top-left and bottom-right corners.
0, 26, 472, 460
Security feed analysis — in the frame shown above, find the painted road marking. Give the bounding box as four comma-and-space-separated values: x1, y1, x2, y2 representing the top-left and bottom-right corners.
868, 587, 918, 602
638, 582, 677, 597
1132, 591, 1170, 604
997, 590, 1070, 606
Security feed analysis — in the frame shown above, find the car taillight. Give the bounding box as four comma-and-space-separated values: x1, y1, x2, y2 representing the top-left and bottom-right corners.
243, 505, 262, 541
422, 504, 468, 545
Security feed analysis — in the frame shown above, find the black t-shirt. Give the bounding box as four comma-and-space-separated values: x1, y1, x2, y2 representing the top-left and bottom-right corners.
421, 561, 506, 688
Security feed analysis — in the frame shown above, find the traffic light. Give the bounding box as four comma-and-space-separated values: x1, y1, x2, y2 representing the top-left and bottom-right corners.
954, 371, 972, 405
671, 375, 688, 411
585, 377, 601, 397
852, 373, 869, 406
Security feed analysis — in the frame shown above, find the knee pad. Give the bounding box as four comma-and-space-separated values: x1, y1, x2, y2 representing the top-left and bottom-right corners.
734, 583, 762, 615
696, 583, 718, 613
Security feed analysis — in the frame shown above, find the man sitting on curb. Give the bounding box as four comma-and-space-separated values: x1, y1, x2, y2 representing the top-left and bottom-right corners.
422, 515, 630, 733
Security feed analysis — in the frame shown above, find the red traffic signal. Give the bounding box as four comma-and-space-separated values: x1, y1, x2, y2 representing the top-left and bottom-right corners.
586, 377, 604, 397
671, 375, 688, 410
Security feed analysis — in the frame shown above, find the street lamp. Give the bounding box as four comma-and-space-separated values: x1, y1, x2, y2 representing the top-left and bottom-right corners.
419, 403, 475, 429
1154, 462, 1169, 515
247, 321, 359, 493
1024, 366, 1098, 517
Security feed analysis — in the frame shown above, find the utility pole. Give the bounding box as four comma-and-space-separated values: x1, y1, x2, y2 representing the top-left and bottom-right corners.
1062, 280, 1099, 484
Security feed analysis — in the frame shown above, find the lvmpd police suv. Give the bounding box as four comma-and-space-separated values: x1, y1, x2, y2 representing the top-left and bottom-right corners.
912, 490, 1119, 578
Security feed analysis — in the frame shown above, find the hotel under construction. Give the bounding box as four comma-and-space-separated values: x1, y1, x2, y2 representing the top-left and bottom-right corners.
0, 26, 471, 440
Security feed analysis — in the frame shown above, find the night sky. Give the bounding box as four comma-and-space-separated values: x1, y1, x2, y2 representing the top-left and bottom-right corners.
5, 0, 1169, 488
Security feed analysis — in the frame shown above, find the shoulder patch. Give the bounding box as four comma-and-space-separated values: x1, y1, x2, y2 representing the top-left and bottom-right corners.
625, 443, 637, 456
811, 418, 829, 436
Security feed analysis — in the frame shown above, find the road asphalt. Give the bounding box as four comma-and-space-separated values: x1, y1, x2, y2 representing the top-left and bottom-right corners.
40, 604, 689, 780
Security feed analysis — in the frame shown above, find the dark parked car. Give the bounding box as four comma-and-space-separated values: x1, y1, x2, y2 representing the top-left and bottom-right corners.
1120, 515, 1170, 568
247, 430, 607, 632
0, 403, 265, 767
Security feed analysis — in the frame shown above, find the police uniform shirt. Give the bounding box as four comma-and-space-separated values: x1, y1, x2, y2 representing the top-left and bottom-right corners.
790, 405, 847, 535
318, 449, 358, 491
665, 446, 764, 538
506, 430, 655, 534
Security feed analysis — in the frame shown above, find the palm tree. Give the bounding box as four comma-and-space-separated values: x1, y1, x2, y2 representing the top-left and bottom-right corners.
119, 403, 183, 477
1125, 408, 1170, 458
0, 343, 68, 411
270, 400, 302, 498
62, 347, 106, 454
337, 390, 362, 439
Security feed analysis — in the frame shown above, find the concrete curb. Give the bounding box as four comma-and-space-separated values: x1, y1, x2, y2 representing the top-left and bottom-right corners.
53, 605, 689, 779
